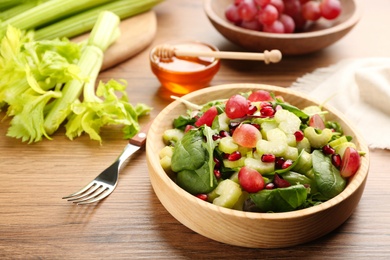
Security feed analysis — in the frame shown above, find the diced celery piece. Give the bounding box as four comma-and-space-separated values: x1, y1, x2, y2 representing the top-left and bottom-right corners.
212, 179, 243, 209
256, 139, 288, 157
275, 109, 301, 134
292, 150, 313, 174
304, 127, 333, 148
296, 137, 311, 153
260, 120, 278, 138
266, 127, 287, 142
162, 128, 184, 144
223, 157, 246, 169
329, 135, 349, 148
218, 136, 238, 154
303, 105, 326, 121
244, 157, 275, 174
159, 156, 172, 172
229, 172, 239, 183
286, 133, 297, 147
232, 191, 249, 211
284, 146, 299, 160
216, 112, 229, 131
159, 146, 173, 159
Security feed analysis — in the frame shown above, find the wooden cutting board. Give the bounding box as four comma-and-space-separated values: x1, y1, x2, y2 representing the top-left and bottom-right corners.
72, 10, 157, 71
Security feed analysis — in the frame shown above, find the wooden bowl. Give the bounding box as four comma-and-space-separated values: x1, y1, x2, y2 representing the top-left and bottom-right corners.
204, 0, 361, 55
146, 84, 369, 248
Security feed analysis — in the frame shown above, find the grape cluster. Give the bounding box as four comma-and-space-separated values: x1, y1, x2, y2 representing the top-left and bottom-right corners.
225, 0, 342, 34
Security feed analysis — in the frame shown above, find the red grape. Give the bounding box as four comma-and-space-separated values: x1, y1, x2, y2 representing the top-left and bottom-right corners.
254, 0, 271, 7
283, 0, 301, 17
225, 4, 242, 24
237, 0, 258, 22
232, 123, 262, 148
279, 14, 295, 33
302, 1, 321, 21
195, 106, 218, 127
263, 20, 285, 33
225, 94, 249, 119
258, 4, 279, 25
248, 90, 273, 102
320, 0, 341, 20
238, 166, 265, 193
270, 0, 285, 14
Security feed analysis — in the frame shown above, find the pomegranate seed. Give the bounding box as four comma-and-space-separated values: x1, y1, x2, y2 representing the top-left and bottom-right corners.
228, 151, 242, 161
275, 157, 285, 169
212, 134, 220, 141
322, 144, 335, 155
196, 194, 208, 201
248, 105, 257, 115
260, 101, 272, 108
260, 106, 275, 117
294, 130, 304, 142
214, 168, 222, 179
261, 154, 276, 163
223, 153, 230, 159
251, 123, 261, 130
274, 174, 291, 188
265, 182, 275, 189
331, 154, 342, 169
219, 130, 230, 137
213, 157, 221, 168
184, 125, 195, 132
282, 159, 293, 169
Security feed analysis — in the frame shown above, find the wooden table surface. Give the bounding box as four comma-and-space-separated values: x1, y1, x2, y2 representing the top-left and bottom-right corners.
1, 0, 389, 258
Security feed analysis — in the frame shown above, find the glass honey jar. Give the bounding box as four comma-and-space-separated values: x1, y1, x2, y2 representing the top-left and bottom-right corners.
150, 41, 220, 95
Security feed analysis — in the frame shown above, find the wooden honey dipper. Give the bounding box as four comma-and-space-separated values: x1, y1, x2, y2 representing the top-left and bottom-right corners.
153, 44, 282, 64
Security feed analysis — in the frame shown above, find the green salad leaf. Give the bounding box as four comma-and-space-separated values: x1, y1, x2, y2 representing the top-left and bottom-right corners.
312, 150, 346, 200
250, 184, 308, 212
171, 130, 206, 172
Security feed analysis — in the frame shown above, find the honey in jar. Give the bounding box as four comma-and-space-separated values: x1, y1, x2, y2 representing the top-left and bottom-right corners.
150, 41, 220, 95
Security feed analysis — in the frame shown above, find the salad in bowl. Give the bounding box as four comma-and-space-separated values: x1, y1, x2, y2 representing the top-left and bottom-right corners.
146, 84, 369, 248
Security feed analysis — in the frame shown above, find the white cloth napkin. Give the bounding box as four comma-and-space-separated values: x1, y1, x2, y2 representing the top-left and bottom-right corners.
291, 58, 390, 150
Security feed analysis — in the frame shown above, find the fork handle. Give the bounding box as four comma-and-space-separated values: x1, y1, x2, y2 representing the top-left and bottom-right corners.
129, 120, 152, 146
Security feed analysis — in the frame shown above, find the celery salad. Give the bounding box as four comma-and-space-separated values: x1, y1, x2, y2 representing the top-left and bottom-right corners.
159, 90, 363, 213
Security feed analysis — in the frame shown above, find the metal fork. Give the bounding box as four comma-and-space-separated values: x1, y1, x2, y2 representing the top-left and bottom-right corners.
62, 122, 150, 205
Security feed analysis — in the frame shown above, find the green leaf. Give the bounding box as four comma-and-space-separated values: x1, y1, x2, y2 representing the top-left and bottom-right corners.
312, 150, 346, 200
176, 161, 217, 195
171, 130, 206, 172
250, 184, 308, 212
274, 100, 309, 120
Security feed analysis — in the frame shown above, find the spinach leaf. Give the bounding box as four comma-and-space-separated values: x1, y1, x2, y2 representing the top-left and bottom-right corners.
250, 184, 308, 212
171, 130, 205, 172
176, 161, 217, 194
281, 171, 318, 194
312, 150, 346, 200
274, 100, 309, 120
173, 114, 196, 130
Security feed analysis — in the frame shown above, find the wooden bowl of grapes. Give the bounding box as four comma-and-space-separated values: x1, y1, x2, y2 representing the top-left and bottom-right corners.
146, 83, 369, 248
203, 0, 361, 55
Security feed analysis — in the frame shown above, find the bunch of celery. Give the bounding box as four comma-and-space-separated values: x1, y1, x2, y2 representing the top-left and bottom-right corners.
0, 0, 163, 40
1, 11, 151, 143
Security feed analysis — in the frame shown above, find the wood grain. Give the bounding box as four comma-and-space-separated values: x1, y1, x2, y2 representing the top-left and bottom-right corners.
0, 0, 389, 258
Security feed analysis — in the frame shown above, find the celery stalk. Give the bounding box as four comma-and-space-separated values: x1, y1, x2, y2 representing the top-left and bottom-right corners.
0, 0, 112, 32
63, 11, 152, 143
0, 0, 50, 21
0, 0, 28, 11
43, 11, 119, 135
34, 0, 163, 40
